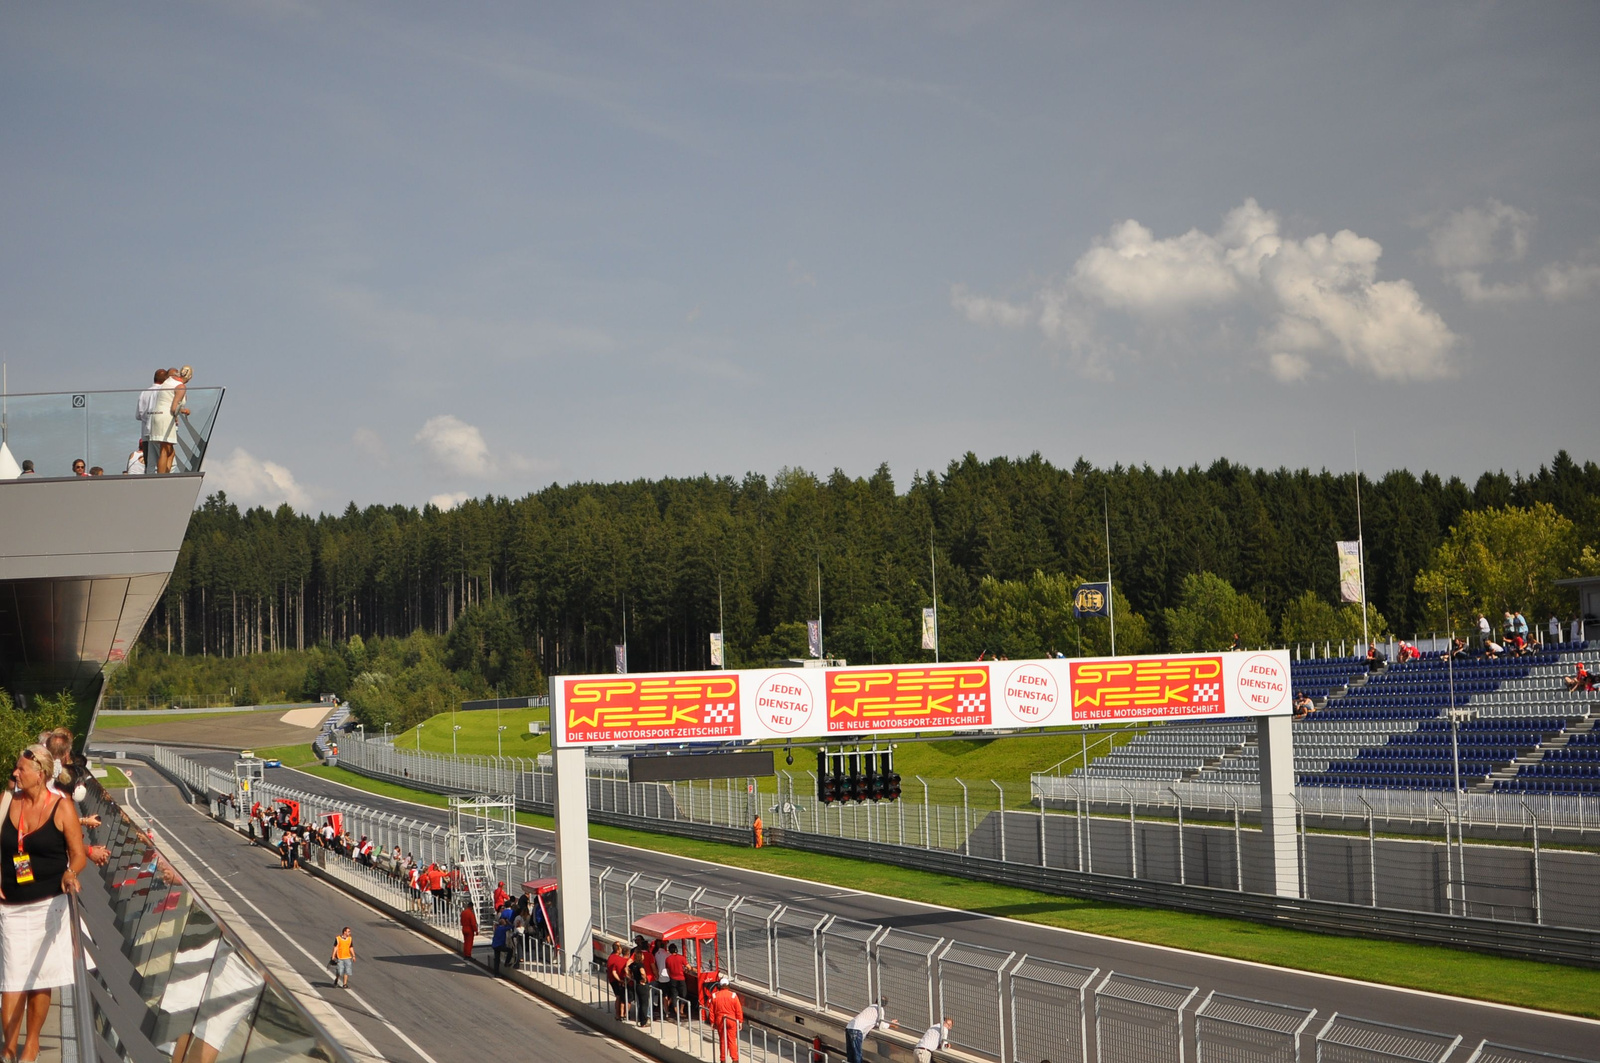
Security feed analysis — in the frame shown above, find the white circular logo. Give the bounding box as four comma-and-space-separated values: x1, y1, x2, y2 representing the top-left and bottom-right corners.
1002, 664, 1060, 724
1235, 654, 1288, 713
754, 672, 814, 734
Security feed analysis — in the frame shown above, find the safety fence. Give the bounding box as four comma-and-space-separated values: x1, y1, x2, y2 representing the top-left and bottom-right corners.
326, 738, 1600, 932
150, 748, 1598, 1063
70, 778, 354, 1063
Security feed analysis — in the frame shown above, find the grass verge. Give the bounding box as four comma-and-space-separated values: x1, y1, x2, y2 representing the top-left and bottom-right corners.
97, 765, 132, 789
291, 763, 1600, 1018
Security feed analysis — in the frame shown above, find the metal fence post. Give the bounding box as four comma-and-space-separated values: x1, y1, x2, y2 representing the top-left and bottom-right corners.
1167, 786, 1185, 886
992, 781, 1006, 863
1358, 794, 1376, 907
1120, 786, 1137, 880
958, 780, 970, 856
1228, 793, 1243, 892
917, 777, 930, 849
1291, 795, 1306, 899
1521, 800, 1541, 925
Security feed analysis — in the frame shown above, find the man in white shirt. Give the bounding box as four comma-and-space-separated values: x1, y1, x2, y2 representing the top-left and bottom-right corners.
915, 1018, 952, 1063
845, 999, 896, 1063
136, 369, 167, 469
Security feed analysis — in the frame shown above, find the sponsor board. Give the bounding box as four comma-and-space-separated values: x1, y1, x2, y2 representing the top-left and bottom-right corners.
552, 649, 1290, 747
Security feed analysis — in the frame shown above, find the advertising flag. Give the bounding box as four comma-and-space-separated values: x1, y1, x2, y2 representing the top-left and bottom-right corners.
1336, 541, 1363, 603
921, 607, 938, 650
709, 632, 725, 668
1073, 583, 1111, 619
614, 644, 628, 674
807, 620, 821, 658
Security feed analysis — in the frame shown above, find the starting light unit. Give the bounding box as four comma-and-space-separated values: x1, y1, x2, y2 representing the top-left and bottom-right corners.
815, 746, 900, 804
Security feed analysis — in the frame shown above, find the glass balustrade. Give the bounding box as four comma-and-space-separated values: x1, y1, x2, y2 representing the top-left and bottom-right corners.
0, 386, 225, 479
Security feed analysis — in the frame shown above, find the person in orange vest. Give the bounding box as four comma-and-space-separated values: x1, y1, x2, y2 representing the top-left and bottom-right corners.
708, 976, 744, 1062
751, 814, 764, 849
460, 901, 478, 959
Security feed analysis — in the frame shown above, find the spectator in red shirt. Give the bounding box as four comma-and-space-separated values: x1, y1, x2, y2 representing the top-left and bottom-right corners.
492, 881, 510, 912
606, 943, 630, 1020
1565, 662, 1596, 693
666, 943, 688, 1020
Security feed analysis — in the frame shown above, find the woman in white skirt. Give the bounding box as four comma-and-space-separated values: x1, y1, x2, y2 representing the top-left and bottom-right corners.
0, 744, 88, 1063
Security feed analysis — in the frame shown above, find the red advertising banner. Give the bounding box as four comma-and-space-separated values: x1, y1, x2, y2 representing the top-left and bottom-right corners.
1070, 656, 1225, 721
562, 673, 741, 743
827, 666, 992, 732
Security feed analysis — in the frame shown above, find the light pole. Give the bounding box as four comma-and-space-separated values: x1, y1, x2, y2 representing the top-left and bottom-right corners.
453, 725, 462, 757
383, 723, 389, 743
357, 724, 365, 744
497, 725, 507, 759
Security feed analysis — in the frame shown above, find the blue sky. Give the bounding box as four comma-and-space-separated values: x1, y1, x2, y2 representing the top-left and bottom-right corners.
3, 2, 1597, 512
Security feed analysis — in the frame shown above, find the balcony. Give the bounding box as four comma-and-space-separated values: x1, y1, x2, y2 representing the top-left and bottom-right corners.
0, 386, 224, 479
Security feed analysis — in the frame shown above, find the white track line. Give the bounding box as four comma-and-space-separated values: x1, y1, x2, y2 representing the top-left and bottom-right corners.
126, 772, 439, 1063
281, 763, 1600, 1028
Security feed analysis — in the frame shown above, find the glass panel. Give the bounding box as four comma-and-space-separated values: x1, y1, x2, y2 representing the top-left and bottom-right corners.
150, 907, 225, 1058
137, 890, 197, 1006
238, 983, 335, 1063
181, 942, 266, 1063
0, 386, 224, 478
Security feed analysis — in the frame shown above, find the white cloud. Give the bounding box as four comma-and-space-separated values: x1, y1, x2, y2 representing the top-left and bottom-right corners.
1426, 201, 1600, 304
1426, 200, 1533, 271
428, 491, 473, 511
951, 285, 1033, 329
351, 427, 389, 465
415, 414, 494, 477
956, 199, 1457, 382
209, 448, 313, 511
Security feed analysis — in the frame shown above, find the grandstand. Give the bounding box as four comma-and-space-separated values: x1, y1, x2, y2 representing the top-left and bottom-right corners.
1069, 642, 1598, 793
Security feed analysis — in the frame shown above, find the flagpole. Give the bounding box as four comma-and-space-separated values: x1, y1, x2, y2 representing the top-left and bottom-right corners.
717, 572, 725, 669
1105, 489, 1116, 656
931, 533, 939, 664
1354, 437, 1369, 652
816, 553, 824, 661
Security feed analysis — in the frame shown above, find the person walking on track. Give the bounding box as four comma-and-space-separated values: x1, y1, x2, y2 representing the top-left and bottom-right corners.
708, 976, 744, 1062
460, 901, 478, 959
751, 814, 763, 848
330, 927, 355, 989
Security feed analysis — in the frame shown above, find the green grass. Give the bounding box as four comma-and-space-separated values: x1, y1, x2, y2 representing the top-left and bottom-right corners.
249, 743, 322, 769
97, 709, 283, 728
96, 765, 132, 789
296, 762, 1600, 1018
395, 709, 552, 758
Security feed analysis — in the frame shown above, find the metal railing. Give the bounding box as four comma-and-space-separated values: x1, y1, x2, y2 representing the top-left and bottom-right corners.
0, 385, 225, 478
146, 748, 1600, 1063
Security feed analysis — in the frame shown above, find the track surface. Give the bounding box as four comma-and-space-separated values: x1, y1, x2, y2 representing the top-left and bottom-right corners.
154, 749, 1599, 1057
119, 763, 653, 1063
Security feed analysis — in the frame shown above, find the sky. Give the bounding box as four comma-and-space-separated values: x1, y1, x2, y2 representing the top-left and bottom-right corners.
3, 2, 1597, 514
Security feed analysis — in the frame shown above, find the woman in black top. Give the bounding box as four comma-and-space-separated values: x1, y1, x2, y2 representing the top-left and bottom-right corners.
0, 743, 88, 1063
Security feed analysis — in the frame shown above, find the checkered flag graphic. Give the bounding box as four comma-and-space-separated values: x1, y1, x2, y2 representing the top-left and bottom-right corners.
1194, 682, 1220, 703
702, 703, 737, 724
955, 692, 987, 713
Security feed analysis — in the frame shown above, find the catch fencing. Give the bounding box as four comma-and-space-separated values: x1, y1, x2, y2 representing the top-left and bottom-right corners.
330, 738, 1600, 932
149, 747, 1596, 1063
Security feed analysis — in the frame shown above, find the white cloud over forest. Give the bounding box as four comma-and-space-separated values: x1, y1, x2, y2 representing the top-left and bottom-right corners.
210, 448, 313, 511
955, 199, 1458, 382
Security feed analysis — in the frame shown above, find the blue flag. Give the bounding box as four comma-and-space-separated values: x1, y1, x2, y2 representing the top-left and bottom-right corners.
1073, 582, 1111, 619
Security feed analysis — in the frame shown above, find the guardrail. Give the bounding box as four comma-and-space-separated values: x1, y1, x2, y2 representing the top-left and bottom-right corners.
145, 747, 1600, 1063
322, 737, 1600, 947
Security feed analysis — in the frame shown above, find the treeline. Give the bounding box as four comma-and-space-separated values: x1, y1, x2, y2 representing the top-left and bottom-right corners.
145, 450, 1600, 684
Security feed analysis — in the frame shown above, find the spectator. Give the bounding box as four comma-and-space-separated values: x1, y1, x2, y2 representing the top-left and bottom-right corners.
330, 927, 355, 989
606, 942, 629, 1020
655, 936, 672, 1011
846, 998, 897, 1063
71, 459, 87, 476
1365, 643, 1384, 671
1484, 639, 1504, 659
1564, 662, 1595, 693
149, 367, 187, 474
491, 906, 516, 975
38, 729, 108, 868
460, 901, 478, 960
629, 945, 652, 1026
125, 445, 145, 475
1477, 614, 1491, 643
136, 368, 168, 469
1514, 611, 1529, 641
1292, 693, 1314, 719
708, 977, 744, 1062
492, 881, 510, 912
1449, 637, 1468, 659
915, 1018, 954, 1063
88, 466, 104, 476
666, 942, 688, 1020
1550, 616, 1562, 643
1, 744, 89, 1063
18, 461, 32, 476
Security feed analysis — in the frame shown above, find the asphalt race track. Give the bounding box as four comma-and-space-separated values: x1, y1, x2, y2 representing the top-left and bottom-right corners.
132, 749, 1600, 1058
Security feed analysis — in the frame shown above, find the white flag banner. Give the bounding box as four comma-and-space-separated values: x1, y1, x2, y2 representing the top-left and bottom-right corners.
709, 632, 725, 668
807, 620, 821, 658
1336, 541, 1363, 603
614, 644, 628, 674
921, 607, 938, 650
